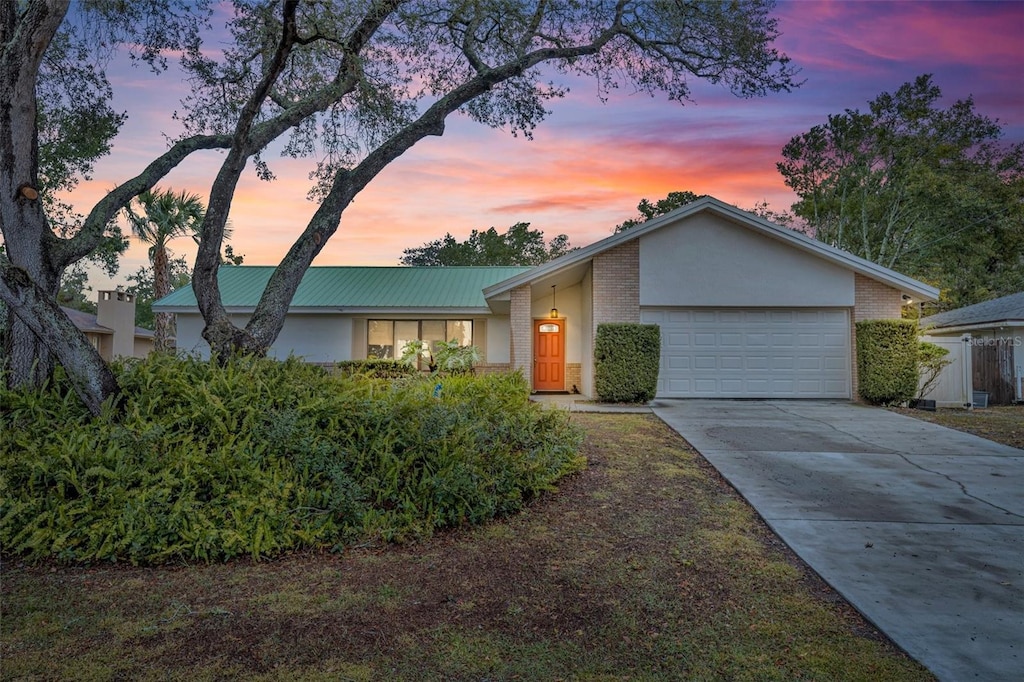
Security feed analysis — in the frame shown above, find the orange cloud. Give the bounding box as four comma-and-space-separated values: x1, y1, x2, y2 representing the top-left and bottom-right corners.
58, 0, 1021, 288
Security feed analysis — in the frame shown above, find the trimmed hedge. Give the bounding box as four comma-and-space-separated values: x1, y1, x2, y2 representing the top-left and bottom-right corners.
0, 355, 583, 564
335, 358, 417, 378
856, 319, 919, 405
594, 323, 661, 403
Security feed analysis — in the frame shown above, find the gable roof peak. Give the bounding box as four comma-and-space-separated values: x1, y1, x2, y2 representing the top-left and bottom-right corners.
484, 194, 939, 301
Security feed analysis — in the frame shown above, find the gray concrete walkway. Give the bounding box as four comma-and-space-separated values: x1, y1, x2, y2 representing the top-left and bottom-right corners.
651, 400, 1023, 682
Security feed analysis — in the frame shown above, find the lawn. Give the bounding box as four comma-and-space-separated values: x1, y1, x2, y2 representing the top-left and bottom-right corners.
1, 414, 933, 681
892, 405, 1024, 449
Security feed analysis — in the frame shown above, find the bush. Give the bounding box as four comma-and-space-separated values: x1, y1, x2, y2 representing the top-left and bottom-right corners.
855, 319, 919, 405
399, 339, 481, 375
917, 341, 952, 400
335, 358, 417, 378
594, 323, 660, 403
0, 356, 583, 564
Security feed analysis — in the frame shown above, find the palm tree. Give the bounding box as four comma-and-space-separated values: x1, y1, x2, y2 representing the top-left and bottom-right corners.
124, 189, 206, 352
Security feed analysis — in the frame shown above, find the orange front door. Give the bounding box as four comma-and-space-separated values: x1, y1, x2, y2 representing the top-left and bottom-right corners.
534, 319, 565, 391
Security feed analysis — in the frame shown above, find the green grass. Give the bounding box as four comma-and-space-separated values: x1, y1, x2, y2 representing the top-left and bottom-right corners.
0, 414, 934, 681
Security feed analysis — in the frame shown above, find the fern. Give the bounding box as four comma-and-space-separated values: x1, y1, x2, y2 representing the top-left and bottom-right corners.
0, 356, 583, 564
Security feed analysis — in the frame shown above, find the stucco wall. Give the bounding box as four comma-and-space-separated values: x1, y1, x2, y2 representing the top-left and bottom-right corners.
639, 214, 855, 307
480, 316, 508, 363
97, 290, 139, 359
529, 282, 584, 364
174, 314, 209, 357
84, 331, 113, 361
176, 313, 513, 365
174, 313, 352, 363
580, 267, 594, 396
276, 316, 353, 363
134, 336, 155, 358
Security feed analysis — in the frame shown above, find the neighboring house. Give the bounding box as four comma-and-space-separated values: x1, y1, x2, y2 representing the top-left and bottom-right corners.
154, 196, 939, 399
920, 292, 1024, 406
64, 290, 155, 360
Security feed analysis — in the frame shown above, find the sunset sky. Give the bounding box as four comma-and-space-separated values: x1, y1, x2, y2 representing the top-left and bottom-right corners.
65, 1, 1024, 291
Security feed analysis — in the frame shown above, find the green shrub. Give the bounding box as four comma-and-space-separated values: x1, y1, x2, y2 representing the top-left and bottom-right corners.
335, 358, 417, 379
855, 319, 919, 405
399, 339, 481, 375
917, 341, 952, 400
0, 356, 583, 564
594, 323, 660, 403
432, 340, 480, 375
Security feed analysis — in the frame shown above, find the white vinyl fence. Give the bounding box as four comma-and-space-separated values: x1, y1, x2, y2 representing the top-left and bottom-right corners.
920, 334, 973, 408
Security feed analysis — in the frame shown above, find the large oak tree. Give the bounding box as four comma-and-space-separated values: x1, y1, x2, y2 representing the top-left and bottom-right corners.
778, 75, 1024, 309
2, 0, 799, 414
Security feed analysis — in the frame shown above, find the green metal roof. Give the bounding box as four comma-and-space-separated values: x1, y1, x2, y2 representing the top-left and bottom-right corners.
153, 266, 531, 311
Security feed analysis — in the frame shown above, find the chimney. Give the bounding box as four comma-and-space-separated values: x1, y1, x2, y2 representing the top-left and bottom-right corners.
96, 290, 137, 359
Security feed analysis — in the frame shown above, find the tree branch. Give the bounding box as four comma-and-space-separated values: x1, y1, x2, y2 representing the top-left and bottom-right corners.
52, 133, 233, 269
240, 24, 624, 352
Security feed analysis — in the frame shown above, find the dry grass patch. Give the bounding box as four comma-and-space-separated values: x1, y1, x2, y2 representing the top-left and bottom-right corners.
2, 414, 933, 681
891, 405, 1024, 449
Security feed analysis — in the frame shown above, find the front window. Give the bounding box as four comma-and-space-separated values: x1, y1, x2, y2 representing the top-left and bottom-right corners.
368, 320, 474, 364
367, 320, 395, 358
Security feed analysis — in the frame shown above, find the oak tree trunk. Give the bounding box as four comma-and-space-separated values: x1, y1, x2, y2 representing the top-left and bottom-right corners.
0, 0, 119, 414
0, 262, 120, 415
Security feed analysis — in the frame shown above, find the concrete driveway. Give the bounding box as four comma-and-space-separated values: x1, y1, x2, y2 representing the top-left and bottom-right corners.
651, 400, 1023, 682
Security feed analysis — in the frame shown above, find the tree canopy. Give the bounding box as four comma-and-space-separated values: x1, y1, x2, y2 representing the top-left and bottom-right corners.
614, 191, 704, 232
55, 264, 97, 315
401, 222, 573, 266
778, 74, 1024, 309
1, 0, 799, 413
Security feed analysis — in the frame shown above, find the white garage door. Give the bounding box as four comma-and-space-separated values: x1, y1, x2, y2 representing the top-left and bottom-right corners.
640, 308, 850, 398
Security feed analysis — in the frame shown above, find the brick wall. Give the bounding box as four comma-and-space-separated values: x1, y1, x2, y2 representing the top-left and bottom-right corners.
853, 274, 903, 321
851, 273, 906, 399
509, 284, 533, 387
566, 363, 582, 394
474, 363, 512, 376
592, 240, 640, 339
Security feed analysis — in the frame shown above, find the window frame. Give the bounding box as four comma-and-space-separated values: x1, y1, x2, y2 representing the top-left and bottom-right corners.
367, 319, 475, 366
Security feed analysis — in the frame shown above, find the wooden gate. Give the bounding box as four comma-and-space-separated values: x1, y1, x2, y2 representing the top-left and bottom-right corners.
972, 339, 1015, 405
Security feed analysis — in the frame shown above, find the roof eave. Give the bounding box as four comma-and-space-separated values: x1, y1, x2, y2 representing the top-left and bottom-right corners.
335, 307, 494, 316
921, 319, 1024, 334
156, 305, 496, 316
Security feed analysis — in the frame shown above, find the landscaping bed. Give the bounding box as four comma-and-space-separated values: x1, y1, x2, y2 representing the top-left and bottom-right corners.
1, 356, 583, 564
1, 414, 932, 680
